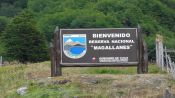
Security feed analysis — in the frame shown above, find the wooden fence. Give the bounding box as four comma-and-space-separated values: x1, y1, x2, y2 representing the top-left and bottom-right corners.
0, 56, 2, 66
156, 34, 175, 79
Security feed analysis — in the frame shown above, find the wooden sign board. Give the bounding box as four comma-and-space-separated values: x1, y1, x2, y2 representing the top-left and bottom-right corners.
50, 27, 148, 76
60, 28, 138, 66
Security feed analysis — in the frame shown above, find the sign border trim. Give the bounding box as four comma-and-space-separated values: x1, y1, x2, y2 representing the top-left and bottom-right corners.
60, 28, 139, 66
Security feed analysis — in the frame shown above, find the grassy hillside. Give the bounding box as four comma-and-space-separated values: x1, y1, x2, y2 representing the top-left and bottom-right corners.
1, 62, 175, 98
27, 0, 175, 46
0, 0, 175, 61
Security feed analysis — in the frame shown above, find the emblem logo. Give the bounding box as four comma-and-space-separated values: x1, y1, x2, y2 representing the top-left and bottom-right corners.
63, 34, 87, 59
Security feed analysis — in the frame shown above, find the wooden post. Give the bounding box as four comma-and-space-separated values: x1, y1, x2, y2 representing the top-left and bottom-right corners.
54, 26, 62, 76
164, 47, 170, 72
136, 25, 148, 74
137, 25, 143, 74
142, 41, 148, 73
50, 42, 55, 76
50, 26, 62, 77
156, 34, 164, 70
0, 56, 2, 66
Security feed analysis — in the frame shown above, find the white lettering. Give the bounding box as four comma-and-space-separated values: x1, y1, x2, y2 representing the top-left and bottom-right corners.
111, 40, 135, 43
99, 57, 129, 62
93, 45, 131, 50
89, 40, 110, 44
92, 33, 131, 38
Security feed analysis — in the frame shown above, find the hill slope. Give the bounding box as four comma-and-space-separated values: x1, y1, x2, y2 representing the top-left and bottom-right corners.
27, 0, 175, 46
0, 0, 175, 60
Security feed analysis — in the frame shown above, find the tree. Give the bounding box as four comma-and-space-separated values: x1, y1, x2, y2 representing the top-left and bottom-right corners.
3, 10, 48, 63
0, 16, 9, 33
0, 3, 22, 17
0, 16, 8, 56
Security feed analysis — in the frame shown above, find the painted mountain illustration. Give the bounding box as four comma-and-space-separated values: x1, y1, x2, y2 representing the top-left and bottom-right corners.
64, 39, 85, 46
64, 39, 85, 51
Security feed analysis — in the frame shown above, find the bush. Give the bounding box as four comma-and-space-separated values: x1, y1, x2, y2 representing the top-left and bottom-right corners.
3, 10, 49, 63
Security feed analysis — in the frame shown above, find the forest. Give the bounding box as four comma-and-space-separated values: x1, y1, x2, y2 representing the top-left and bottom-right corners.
0, 0, 175, 62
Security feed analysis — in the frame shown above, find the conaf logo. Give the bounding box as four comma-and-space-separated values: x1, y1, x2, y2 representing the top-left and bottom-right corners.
63, 34, 87, 59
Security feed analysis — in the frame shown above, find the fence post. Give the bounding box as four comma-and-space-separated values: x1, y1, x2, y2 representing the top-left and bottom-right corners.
156, 34, 164, 70
164, 47, 170, 72
0, 56, 2, 66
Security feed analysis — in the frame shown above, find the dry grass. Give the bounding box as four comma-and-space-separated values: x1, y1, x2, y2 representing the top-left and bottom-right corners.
0, 61, 175, 98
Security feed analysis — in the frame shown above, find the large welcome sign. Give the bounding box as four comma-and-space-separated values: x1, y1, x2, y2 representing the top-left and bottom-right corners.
60, 28, 138, 65
50, 27, 148, 76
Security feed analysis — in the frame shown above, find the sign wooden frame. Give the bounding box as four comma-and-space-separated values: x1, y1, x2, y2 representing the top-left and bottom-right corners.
50, 26, 148, 76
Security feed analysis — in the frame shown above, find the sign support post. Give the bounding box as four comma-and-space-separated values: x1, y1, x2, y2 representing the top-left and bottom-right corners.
54, 26, 62, 76
137, 25, 143, 74
50, 42, 54, 76
50, 26, 62, 76
137, 25, 148, 74
136, 25, 148, 74
142, 41, 148, 73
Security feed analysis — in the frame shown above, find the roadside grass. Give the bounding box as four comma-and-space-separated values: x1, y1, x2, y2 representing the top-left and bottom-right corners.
0, 64, 27, 98
83, 67, 136, 74
0, 61, 168, 98
8, 82, 85, 98
148, 64, 167, 74
82, 64, 166, 74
